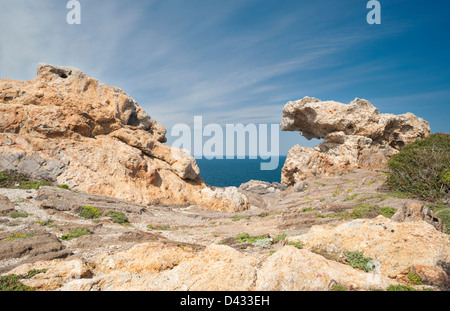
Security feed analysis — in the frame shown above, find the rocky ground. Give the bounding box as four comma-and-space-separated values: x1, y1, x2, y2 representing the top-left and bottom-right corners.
1, 169, 448, 291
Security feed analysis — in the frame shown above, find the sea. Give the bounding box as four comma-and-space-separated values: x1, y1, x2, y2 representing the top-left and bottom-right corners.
195, 156, 287, 188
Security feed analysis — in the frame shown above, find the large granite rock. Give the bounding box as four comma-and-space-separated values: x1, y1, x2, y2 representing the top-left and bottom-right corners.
280, 97, 430, 184
0, 64, 248, 212
286, 216, 450, 287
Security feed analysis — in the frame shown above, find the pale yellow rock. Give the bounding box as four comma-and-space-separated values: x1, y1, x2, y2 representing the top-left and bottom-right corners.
0, 64, 249, 212
6, 259, 91, 291
256, 246, 395, 291
286, 216, 450, 286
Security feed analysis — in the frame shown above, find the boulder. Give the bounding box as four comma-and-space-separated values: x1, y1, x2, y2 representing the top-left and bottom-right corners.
0, 64, 248, 212
286, 216, 450, 286
256, 246, 395, 291
0, 195, 15, 216
280, 97, 430, 184
391, 202, 446, 233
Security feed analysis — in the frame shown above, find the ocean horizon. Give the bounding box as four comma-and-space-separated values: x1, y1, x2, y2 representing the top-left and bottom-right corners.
195, 156, 287, 188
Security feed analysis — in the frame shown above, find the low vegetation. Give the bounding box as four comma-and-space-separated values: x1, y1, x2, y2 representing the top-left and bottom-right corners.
0, 275, 34, 291
387, 133, 450, 201
61, 227, 92, 240
234, 233, 267, 244
2, 233, 36, 242
285, 241, 303, 249
10, 212, 29, 219
232, 215, 250, 221
331, 284, 348, 291
0, 170, 52, 189
105, 210, 129, 224
147, 224, 171, 231
78, 206, 102, 219
344, 251, 374, 272
317, 205, 397, 220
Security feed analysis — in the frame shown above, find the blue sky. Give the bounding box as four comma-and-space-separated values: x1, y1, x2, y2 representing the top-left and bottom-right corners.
0, 0, 449, 155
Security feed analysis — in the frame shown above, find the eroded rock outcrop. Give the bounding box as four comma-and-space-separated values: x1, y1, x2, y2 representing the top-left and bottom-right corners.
0, 64, 248, 212
280, 97, 430, 184
286, 216, 450, 287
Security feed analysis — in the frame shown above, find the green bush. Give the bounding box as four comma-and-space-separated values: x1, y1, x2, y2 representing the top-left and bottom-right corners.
387, 133, 450, 201
105, 210, 129, 224
10, 212, 29, 219
331, 284, 348, 291
61, 227, 92, 240
436, 209, 450, 234
78, 206, 102, 219
0, 275, 34, 291
344, 251, 374, 272
386, 285, 417, 291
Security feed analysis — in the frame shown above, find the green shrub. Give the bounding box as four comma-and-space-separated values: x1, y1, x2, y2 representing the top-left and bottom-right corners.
0, 275, 34, 291
386, 285, 417, 291
234, 233, 267, 244
78, 206, 102, 219
407, 268, 423, 285
379, 207, 398, 219
10, 212, 29, 219
61, 227, 92, 240
436, 209, 450, 234
26, 269, 47, 278
387, 133, 450, 201
331, 284, 348, 291
105, 210, 129, 224
344, 251, 374, 272
273, 233, 287, 244
58, 184, 70, 190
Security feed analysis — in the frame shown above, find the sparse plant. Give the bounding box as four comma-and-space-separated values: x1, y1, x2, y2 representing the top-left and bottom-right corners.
344, 251, 374, 272
105, 210, 129, 224
61, 227, 92, 240
2, 233, 36, 242
252, 238, 273, 249
0, 275, 34, 291
78, 206, 102, 219
285, 241, 303, 249
147, 224, 171, 231
331, 284, 348, 291
235, 233, 267, 244
10, 212, 28, 219
273, 233, 287, 244
407, 268, 423, 285
386, 285, 416, 291
232, 215, 250, 221
26, 269, 47, 278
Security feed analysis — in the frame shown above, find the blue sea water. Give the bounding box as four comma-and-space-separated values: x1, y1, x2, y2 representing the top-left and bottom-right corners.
195, 156, 287, 188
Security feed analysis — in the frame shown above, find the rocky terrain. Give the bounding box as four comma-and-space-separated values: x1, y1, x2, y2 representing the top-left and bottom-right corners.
0, 169, 448, 291
0, 64, 448, 291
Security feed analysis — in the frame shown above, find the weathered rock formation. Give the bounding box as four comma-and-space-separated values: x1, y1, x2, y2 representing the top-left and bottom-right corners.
0, 64, 248, 212
280, 97, 430, 184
